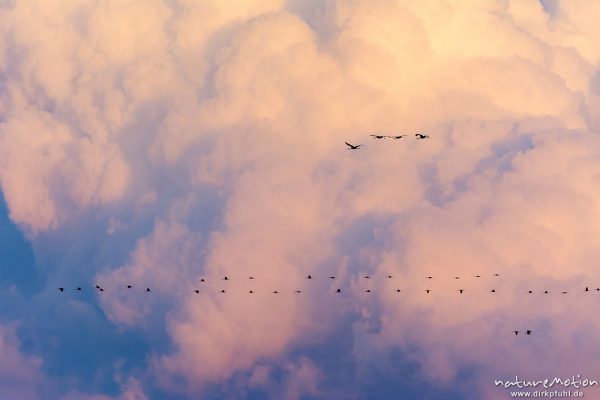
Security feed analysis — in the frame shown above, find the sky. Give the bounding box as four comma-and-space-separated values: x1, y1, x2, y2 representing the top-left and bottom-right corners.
1, 0, 600, 399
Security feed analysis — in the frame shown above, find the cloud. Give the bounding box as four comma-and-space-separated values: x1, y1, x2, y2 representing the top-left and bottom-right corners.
61, 377, 149, 400
0, 324, 43, 400
1, 0, 600, 398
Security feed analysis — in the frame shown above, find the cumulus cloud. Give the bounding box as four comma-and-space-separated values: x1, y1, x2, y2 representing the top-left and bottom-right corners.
0, 324, 43, 400
1, 0, 600, 398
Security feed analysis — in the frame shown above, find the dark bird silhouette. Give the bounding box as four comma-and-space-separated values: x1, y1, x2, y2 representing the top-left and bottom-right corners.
75, 287, 82, 291
490, 289, 496, 293
223, 276, 229, 281
272, 290, 279, 294
494, 273, 500, 277
295, 290, 302, 293
306, 275, 312, 280
415, 133, 430, 139
527, 290, 533, 294
596, 288, 600, 292
475, 275, 481, 278
427, 276, 433, 279
248, 276, 255, 280
96, 285, 104, 292
387, 135, 407, 139
454, 277, 460, 280
99, 288, 104, 292
526, 330, 532, 335
395, 289, 401, 292
200, 278, 205, 282
146, 288, 151, 292
249, 290, 254, 294
127, 285, 132, 289
562, 291, 568, 294
58, 288, 64, 292
221, 289, 226, 293
370, 134, 386, 139
336, 289, 341, 293
514, 330, 519, 336
194, 290, 200, 294
585, 287, 589, 292
459, 289, 464, 294
387, 275, 392, 279
544, 290, 549, 294
364, 276, 370, 279
345, 142, 362, 150
426, 289, 431, 294
365, 289, 371, 293
329, 276, 336, 279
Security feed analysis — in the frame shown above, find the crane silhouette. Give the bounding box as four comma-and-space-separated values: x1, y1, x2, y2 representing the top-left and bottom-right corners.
345, 142, 362, 150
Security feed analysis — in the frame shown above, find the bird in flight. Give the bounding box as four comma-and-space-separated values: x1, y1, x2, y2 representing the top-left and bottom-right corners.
544, 290, 549, 294
370, 134, 386, 139
75, 287, 82, 291
490, 289, 496, 293
526, 330, 532, 335
386, 275, 392, 279
336, 289, 341, 293
387, 135, 406, 139
345, 142, 362, 150
194, 290, 200, 294
221, 289, 226, 293
127, 285, 132, 289
306, 275, 313, 279
200, 278, 205, 282
425, 289, 431, 294
146, 288, 151, 292
415, 133, 430, 139
364, 275, 371, 279
585, 287, 589, 292
329, 276, 336, 279
365, 289, 372, 293
426, 276, 433, 279
272, 290, 279, 294
527, 290, 533, 294
223, 276, 229, 281
475, 275, 481, 278
248, 276, 255, 280
395, 289, 401, 292
454, 276, 460, 280
58, 288, 64, 292
96, 285, 104, 292
295, 290, 302, 293
459, 289, 464, 294
494, 273, 500, 277
514, 330, 519, 336
249, 290, 254, 294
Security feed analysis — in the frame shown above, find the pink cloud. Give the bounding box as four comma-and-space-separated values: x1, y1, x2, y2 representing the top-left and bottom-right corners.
0, 324, 43, 400
1, 0, 600, 397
